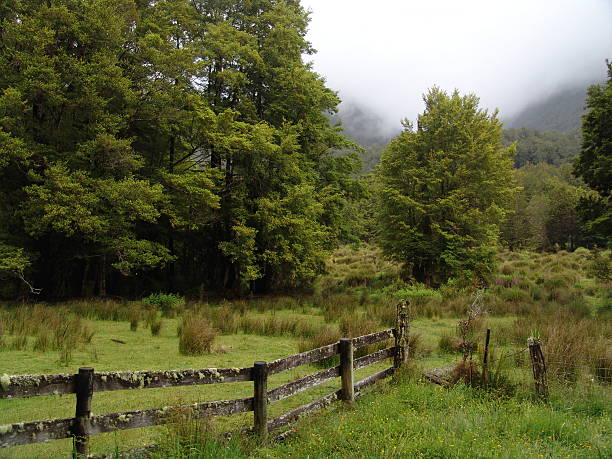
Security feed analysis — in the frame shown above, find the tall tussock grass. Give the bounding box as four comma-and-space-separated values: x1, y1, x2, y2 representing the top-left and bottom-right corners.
186, 303, 325, 338
504, 310, 610, 383
178, 313, 217, 355
1, 305, 94, 364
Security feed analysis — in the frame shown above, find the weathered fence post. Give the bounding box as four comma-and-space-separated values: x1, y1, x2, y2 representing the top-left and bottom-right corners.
339, 338, 354, 403
528, 338, 548, 401
73, 367, 94, 457
394, 300, 410, 369
482, 328, 491, 385
253, 361, 268, 441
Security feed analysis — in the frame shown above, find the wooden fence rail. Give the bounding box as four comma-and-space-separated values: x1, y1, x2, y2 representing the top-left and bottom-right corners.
1, 318, 411, 456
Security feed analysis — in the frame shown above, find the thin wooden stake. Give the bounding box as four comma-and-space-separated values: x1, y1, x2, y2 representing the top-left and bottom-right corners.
73, 367, 94, 457
482, 328, 491, 384
253, 361, 268, 441
528, 338, 548, 401
339, 339, 354, 403
394, 300, 410, 369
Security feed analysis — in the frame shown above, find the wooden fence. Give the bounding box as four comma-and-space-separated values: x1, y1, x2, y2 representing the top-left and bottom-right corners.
1, 307, 410, 457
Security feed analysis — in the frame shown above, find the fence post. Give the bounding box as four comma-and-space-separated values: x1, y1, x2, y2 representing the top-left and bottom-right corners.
73, 367, 94, 457
339, 338, 354, 403
253, 361, 268, 441
482, 328, 491, 385
528, 338, 548, 401
394, 300, 410, 369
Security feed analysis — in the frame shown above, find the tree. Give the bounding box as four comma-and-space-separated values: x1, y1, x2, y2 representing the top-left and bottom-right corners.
500, 163, 591, 251
0, 0, 359, 298
376, 88, 516, 286
573, 61, 612, 246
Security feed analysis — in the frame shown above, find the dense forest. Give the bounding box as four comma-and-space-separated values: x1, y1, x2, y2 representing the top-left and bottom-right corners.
0, 0, 361, 299
0, 1, 609, 300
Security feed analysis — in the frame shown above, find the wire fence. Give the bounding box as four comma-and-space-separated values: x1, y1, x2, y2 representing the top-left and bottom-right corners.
409, 321, 611, 401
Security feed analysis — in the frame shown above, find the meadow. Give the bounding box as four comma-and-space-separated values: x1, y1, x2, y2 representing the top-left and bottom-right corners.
0, 246, 610, 458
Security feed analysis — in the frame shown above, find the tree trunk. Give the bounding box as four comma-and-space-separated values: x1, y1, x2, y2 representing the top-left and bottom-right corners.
99, 254, 107, 297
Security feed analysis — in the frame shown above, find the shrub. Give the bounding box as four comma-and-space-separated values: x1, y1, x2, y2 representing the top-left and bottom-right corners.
439, 334, 463, 354
178, 314, 217, 355
450, 360, 483, 386
143, 293, 185, 318
588, 250, 611, 282
150, 320, 163, 336
395, 285, 443, 306
500, 287, 531, 303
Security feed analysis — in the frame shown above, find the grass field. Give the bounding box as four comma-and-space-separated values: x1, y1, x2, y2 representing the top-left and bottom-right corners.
0, 246, 610, 458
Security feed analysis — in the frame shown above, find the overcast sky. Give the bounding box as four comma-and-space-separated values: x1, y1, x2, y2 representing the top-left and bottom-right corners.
300, 0, 612, 132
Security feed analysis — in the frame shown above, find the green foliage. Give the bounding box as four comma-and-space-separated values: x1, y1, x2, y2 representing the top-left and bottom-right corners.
503, 128, 581, 167
573, 61, 612, 246
376, 88, 516, 285
0, 0, 359, 298
587, 249, 611, 282
395, 285, 443, 305
500, 163, 591, 251
143, 293, 185, 318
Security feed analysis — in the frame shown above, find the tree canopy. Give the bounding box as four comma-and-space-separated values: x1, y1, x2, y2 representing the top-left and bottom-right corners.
573, 61, 612, 246
375, 88, 516, 286
0, 0, 360, 298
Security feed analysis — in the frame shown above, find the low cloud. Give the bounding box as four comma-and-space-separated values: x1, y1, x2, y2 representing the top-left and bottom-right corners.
302, 0, 612, 129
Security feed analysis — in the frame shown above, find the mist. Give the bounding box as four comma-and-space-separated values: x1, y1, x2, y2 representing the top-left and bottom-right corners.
301, 0, 612, 132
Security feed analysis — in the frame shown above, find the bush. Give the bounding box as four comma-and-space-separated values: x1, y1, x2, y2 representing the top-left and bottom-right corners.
588, 250, 611, 282
143, 293, 185, 318
178, 313, 217, 355
150, 319, 163, 336
499, 287, 531, 303
395, 285, 443, 306
439, 334, 463, 354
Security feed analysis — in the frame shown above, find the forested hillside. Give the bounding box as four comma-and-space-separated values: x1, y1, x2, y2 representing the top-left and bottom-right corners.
503, 128, 581, 167
0, 0, 361, 299
506, 84, 591, 131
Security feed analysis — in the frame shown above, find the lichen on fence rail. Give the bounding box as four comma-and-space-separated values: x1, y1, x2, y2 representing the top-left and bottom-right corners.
0, 367, 252, 399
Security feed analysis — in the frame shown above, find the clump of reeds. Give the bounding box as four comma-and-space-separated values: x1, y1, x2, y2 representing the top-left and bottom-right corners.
0, 306, 94, 364
144, 309, 163, 336
438, 334, 463, 354
178, 313, 217, 355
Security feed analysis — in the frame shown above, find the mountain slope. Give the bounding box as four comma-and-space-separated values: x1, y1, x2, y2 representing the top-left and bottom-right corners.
506, 85, 591, 131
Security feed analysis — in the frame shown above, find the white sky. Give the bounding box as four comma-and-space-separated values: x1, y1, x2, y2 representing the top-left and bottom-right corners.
300, 0, 612, 131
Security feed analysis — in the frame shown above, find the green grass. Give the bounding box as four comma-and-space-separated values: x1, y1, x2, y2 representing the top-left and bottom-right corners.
0, 309, 391, 458
1, 247, 610, 457
255, 379, 610, 459
147, 377, 611, 458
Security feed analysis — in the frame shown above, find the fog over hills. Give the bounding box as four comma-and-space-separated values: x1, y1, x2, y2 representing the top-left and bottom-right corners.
505, 83, 594, 132
337, 80, 598, 148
